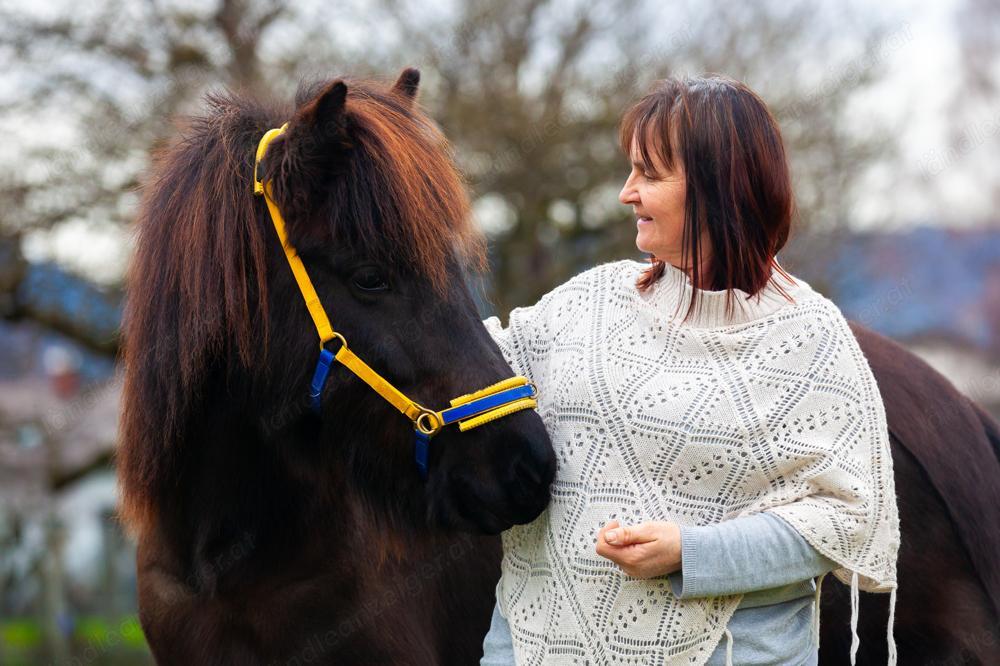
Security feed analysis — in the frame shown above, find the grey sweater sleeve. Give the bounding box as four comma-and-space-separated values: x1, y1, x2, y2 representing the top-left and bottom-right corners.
668, 511, 838, 599
481, 603, 516, 666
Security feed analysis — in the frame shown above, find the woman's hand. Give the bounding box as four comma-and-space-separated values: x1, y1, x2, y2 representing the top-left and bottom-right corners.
596, 520, 683, 579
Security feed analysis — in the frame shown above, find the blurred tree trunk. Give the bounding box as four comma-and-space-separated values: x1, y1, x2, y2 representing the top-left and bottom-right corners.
39, 512, 69, 662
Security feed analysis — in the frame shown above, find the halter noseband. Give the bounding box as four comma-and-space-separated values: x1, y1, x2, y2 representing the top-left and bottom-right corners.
253, 125, 538, 481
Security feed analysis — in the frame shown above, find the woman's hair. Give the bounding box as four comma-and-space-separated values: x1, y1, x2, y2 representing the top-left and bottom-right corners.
620, 73, 796, 321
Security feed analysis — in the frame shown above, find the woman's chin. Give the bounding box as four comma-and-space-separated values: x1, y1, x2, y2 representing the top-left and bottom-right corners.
635, 233, 657, 255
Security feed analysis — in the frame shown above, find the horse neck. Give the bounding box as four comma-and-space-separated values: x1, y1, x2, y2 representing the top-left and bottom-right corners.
166, 389, 432, 570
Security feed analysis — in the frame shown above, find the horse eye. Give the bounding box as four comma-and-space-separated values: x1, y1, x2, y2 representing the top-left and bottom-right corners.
353, 268, 388, 291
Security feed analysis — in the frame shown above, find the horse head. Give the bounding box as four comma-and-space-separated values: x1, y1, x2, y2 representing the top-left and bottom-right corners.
254, 70, 556, 534
119, 69, 555, 548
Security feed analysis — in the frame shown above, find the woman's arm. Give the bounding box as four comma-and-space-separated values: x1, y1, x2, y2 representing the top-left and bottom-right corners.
596, 512, 837, 596
480, 603, 516, 666
668, 511, 837, 598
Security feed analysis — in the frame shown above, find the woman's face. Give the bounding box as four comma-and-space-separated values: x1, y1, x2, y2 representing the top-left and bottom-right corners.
619, 137, 689, 266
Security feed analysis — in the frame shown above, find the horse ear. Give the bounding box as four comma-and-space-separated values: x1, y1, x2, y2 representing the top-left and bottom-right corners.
296, 80, 352, 162
263, 80, 353, 220
392, 68, 420, 103
289, 79, 350, 163
303, 80, 349, 135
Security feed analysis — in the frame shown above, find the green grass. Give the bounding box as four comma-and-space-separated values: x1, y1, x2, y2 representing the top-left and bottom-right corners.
0, 616, 151, 665
1, 619, 42, 646
73, 615, 148, 647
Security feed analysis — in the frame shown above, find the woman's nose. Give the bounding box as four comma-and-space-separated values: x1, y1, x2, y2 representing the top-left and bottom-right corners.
619, 176, 638, 205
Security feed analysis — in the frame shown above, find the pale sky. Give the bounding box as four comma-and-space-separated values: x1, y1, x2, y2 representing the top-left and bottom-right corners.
848, 0, 998, 230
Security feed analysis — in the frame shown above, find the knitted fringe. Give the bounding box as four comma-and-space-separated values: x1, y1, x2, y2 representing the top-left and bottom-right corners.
850, 571, 860, 665
842, 572, 897, 666
813, 572, 828, 649
724, 628, 733, 666
888, 587, 898, 666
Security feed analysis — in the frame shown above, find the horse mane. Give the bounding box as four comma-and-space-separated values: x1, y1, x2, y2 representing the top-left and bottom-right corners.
118, 77, 484, 535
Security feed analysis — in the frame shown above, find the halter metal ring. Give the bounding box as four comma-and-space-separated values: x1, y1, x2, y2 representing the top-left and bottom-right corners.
415, 409, 442, 436
322, 332, 348, 353
527, 382, 539, 398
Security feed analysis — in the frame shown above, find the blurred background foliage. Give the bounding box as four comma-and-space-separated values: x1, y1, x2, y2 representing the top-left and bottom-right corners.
5, 0, 995, 319
1, 0, 1000, 663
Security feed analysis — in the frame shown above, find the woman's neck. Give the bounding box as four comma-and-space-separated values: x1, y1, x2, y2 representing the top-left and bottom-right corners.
666, 254, 713, 290
658, 232, 715, 289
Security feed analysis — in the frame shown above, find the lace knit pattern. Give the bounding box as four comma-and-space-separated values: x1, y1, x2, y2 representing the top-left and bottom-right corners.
484, 260, 899, 666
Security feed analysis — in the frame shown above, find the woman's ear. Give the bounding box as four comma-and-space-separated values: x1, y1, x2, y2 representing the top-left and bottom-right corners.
262, 80, 354, 223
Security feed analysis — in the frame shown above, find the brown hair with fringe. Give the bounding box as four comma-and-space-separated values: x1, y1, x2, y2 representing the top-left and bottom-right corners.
621, 73, 797, 321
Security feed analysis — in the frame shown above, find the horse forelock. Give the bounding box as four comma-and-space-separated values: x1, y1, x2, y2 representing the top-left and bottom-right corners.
274, 78, 486, 289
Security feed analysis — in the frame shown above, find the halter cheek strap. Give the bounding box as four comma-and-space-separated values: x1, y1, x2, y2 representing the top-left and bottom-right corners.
254, 125, 538, 481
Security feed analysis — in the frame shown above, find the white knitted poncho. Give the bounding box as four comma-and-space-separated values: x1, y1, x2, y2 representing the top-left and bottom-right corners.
484, 260, 900, 666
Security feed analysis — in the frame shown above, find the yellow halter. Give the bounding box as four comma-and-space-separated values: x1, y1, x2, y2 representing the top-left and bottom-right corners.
253, 125, 537, 480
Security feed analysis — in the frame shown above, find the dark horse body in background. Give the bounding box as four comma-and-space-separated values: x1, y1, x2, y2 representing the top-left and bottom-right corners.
119, 69, 1000, 665
118, 70, 556, 665
819, 325, 1000, 665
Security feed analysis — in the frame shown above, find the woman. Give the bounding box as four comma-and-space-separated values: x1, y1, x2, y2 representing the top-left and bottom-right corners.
480, 74, 899, 666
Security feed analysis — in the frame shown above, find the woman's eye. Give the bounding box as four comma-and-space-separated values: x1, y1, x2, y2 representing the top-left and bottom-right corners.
353, 269, 388, 291
634, 167, 653, 182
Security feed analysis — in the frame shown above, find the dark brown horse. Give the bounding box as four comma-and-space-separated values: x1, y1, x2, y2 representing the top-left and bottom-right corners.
117, 70, 556, 665
819, 325, 1000, 665
118, 67, 1000, 665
